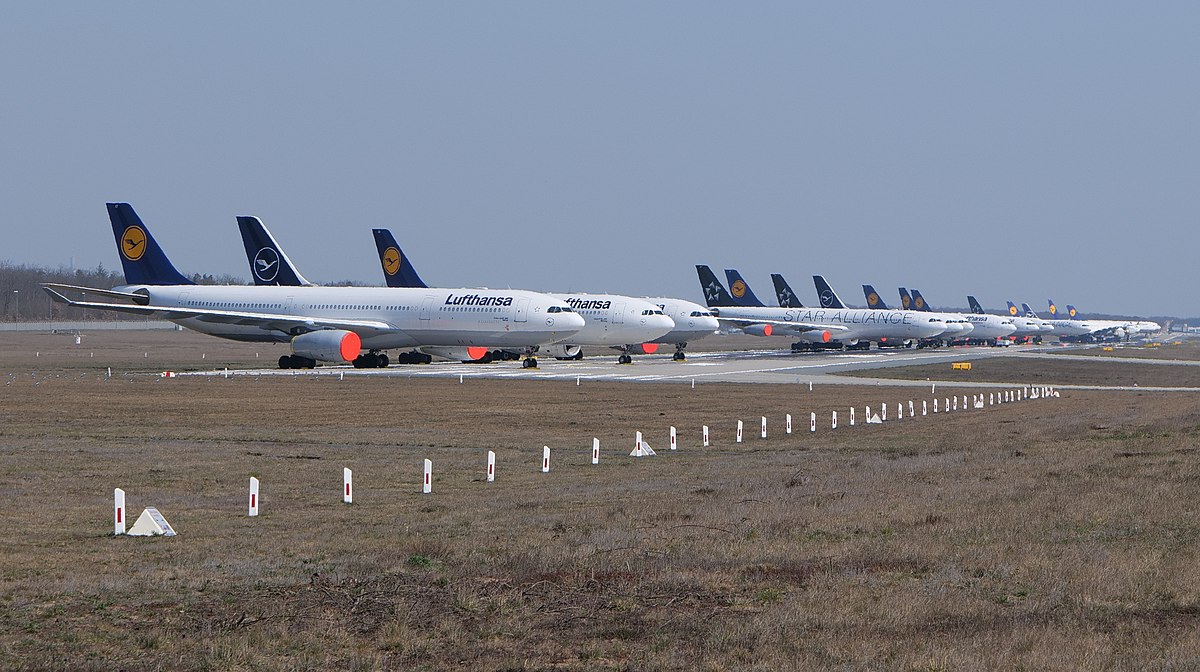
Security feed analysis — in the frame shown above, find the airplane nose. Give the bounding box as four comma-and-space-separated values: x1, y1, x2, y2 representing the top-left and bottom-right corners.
958, 322, 974, 335
562, 312, 586, 331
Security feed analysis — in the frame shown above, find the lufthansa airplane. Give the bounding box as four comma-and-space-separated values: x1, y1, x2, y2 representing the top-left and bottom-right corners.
365, 228, 676, 364
893, 287, 1015, 343
1049, 299, 1161, 340
697, 266, 946, 348
43, 204, 585, 369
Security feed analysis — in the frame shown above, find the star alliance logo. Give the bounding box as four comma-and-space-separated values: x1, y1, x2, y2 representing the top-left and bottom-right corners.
253, 247, 280, 283
778, 287, 794, 306
705, 281, 722, 304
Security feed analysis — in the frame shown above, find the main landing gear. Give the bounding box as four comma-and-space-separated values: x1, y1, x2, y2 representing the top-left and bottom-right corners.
352, 351, 390, 368
522, 357, 539, 369
672, 343, 687, 361
279, 355, 316, 369
394, 351, 433, 365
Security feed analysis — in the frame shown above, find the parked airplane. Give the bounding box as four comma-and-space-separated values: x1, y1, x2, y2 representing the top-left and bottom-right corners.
366, 228, 676, 364
697, 266, 946, 349
1051, 299, 1161, 341
902, 288, 1016, 343
43, 204, 585, 370
1000, 301, 1054, 339
1020, 302, 1091, 337
966, 296, 1044, 342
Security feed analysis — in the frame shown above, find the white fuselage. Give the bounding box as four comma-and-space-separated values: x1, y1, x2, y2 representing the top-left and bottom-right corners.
644, 297, 720, 345
714, 306, 947, 342
122, 284, 585, 350
957, 313, 1017, 339
550, 293, 675, 347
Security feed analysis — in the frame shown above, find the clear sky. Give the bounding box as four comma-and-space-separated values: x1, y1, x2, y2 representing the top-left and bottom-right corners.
2, 3, 1196, 317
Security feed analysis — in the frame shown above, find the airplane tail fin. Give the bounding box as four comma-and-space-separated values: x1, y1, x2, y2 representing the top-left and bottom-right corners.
898, 287, 913, 310
770, 274, 804, 308
812, 275, 845, 309
967, 296, 985, 315
1005, 301, 1021, 317
723, 269, 766, 307
236, 216, 312, 287
1021, 302, 1039, 318
373, 229, 428, 289
1047, 298, 1060, 318
910, 289, 932, 312
1066, 304, 1079, 319
106, 203, 194, 286
696, 265, 735, 307
862, 284, 889, 310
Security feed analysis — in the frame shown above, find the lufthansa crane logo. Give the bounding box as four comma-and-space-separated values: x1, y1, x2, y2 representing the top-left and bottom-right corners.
915, 296, 926, 309
1069, 307, 1077, 318
382, 247, 402, 276
252, 247, 280, 283
867, 292, 879, 306
1009, 305, 1019, 316
121, 226, 147, 261
1049, 304, 1057, 315
902, 295, 911, 309
819, 290, 834, 307
730, 280, 747, 299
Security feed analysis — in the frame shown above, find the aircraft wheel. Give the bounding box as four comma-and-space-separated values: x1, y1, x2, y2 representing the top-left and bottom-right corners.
378, 354, 389, 367
279, 355, 291, 369
523, 357, 538, 369
673, 351, 686, 361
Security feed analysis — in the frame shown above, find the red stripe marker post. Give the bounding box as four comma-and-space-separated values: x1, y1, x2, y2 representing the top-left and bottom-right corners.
114, 488, 125, 536
736, 420, 743, 444
487, 450, 496, 482
542, 446, 550, 473
702, 425, 709, 447
760, 416, 767, 440
832, 410, 837, 430
248, 477, 260, 517
810, 412, 816, 433
343, 467, 353, 504
786, 413, 792, 434
423, 459, 433, 493
670, 426, 677, 451
592, 438, 600, 465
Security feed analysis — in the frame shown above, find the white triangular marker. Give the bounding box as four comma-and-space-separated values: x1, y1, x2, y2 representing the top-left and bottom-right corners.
127, 507, 176, 537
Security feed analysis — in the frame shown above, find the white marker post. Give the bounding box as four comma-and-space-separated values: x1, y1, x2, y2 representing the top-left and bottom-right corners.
670, 426, 677, 451
850, 407, 855, 426
736, 420, 743, 444
866, 405, 872, 421
908, 400, 914, 417
423, 458, 433, 493
931, 383, 936, 394
897, 403, 903, 420
761, 416, 767, 440
114, 488, 126, 536
934, 398, 939, 413
702, 425, 710, 447
810, 412, 816, 433
809, 381, 813, 392
990, 392, 994, 406
248, 477, 260, 516
953, 396, 958, 411
922, 400, 927, 416
786, 413, 793, 434
592, 438, 600, 465
487, 450, 496, 481
343, 467, 353, 504
945, 397, 950, 412
881, 404, 887, 422
541, 446, 550, 473
831, 410, 838, 430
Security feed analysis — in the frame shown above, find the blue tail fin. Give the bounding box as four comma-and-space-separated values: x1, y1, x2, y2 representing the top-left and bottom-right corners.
770, 274, 804, 308
373, 229, 428, 289
1005, 301, 1021, 317
723, 269, 766, 307
106, 203, 194, 286
898, 288, 913, 310
1066, 304, 1080, 319
967, 296, 985, 315
1021, 302, 1039, 318
696, 265, 735, 307
236, 216, 312, 287
1047, 298, 1061, 318
862, 284, 889, 310
812, 275, 845, 309
910, 289, 932, 312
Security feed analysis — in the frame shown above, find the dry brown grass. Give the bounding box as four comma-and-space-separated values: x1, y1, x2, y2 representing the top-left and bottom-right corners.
847, 354, 1200, 388
1055, 340, 1200, 361
3, 332, 1200, 670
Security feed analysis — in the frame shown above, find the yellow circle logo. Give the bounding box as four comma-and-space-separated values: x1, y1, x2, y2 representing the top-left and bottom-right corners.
382, 246, 402, 276
1069, 307, 1077, 318
868, 293, 879, 306
1009, 305, 1018, 315
121, 226, 147, 261
730, 280, 747, 299
915, 297, 925, 309
902, 295, 911, 309
1049, 304, 1057, 315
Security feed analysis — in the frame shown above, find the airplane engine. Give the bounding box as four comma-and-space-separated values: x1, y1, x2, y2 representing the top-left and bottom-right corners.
419, 346, 496, 362
794, 330, 833, 343
631, 343, 659, 355
292, 330, 361, 363
543, 344, 583, 359
743, 324, 774, 337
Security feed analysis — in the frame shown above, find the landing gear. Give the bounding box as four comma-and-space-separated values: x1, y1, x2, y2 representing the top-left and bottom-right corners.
522, 357, 539, 369
395, 351, 433, 365
278, 355, 316, 369
352, 351, 390, 368
672, 344, 687, 361
617, 353, 632, 365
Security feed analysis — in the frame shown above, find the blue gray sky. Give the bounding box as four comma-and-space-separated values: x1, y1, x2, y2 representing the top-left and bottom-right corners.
2, 3, 1196, 317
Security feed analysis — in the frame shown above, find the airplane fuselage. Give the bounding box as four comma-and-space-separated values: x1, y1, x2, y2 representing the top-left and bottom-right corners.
713, 306, 946, 341
549, 293, 675, 346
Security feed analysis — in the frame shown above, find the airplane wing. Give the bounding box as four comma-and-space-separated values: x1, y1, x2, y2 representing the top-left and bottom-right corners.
43, 286, 394, 338
713, 315, 850, 334
42, 283, 149, 303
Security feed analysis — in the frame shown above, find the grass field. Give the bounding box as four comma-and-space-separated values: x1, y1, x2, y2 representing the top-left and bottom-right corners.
846, 354, 1200, 388
3, 332, 1200, 670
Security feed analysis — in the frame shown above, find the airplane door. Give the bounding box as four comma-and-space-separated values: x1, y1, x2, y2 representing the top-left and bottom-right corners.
515, 298, 529, 323
284, 296, 294, 312
419, 296, 435, 321
612, 303, 625, 324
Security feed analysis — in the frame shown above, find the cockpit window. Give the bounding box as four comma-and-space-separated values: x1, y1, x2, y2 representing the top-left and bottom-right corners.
547, 306, 574, 313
